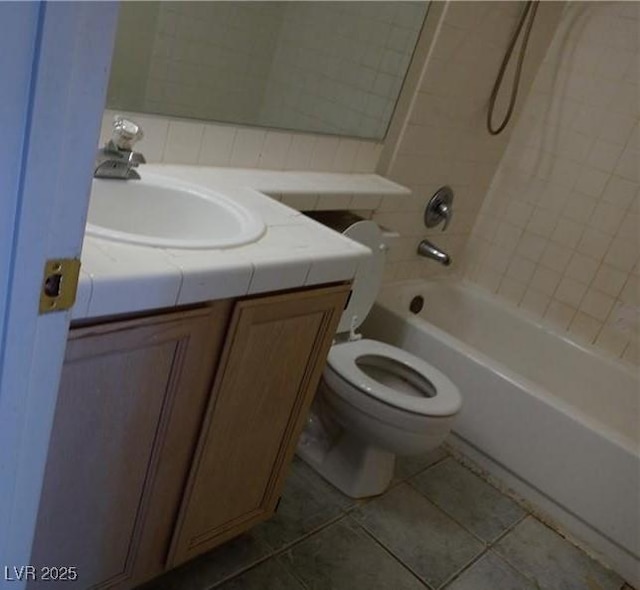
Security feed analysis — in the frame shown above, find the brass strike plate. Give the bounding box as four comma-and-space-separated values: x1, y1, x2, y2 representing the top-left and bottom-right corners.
39, 258, 81, 314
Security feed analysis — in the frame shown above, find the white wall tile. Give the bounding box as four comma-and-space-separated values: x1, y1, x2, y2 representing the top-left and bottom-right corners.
540, 243, 573, 273
592, 264, 628, 298
103, 108, 381, 172
230, 128, 266, 168
258, 131, 292, 170
604, 237, 638, 272
555, 276, 588, 308
594, 324, 629, 357
374, 1, 561, 286
497, 276, 527, 305
198, 124, 237, 166
579, 288, 615, 321
622, 339, 639, 365
354, 142, 383, 173
309, 137, 341, 172
569, 311, 601, 342
575, 229, 613, 261
530, 266, 562, 297
520, 288, 550, 318
162, 120, 204, 164
588, 201, 626, 235
564, 252, 599, 284
574, 167, 609, 198
544, 300, 576, 331
333, 139, 361, 172
284, 135, 317, 171
463, 2, 639, 364
587, 140, 624, 172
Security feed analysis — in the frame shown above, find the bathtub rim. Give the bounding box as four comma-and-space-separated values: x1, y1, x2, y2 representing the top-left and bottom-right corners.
375, 278, 640, 456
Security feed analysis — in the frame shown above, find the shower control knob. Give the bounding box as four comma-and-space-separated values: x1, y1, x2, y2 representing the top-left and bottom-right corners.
424, 186, 454, 231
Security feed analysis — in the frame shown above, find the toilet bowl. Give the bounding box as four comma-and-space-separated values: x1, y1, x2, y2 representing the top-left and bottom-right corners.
297, 218, 462, 498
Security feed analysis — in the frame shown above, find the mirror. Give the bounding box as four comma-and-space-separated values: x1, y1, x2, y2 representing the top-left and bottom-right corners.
107, 1, 428, 140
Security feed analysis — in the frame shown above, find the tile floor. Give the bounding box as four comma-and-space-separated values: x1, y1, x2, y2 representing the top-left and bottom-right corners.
141, 448, 633, 590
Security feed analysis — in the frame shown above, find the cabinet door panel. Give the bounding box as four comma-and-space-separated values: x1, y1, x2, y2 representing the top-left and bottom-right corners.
169, 284, 349, 566
32, 344, 174, 589
29, 304, 231, 590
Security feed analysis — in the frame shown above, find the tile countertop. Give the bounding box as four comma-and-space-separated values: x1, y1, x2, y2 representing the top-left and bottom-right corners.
73, 165, 410, 321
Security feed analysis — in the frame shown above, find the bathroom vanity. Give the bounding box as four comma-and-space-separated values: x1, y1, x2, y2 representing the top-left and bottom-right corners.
28, 166, 409, 589
31, 283, 349, 589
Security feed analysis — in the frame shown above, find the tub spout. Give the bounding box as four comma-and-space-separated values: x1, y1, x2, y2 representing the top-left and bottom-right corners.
417, 239, 451, 266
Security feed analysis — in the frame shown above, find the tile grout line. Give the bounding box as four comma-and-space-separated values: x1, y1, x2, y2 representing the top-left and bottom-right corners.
349, 514, 434, 590
207, 550, 276, 590
419, 451, 634, 587
275, 456, 455, 590
437, 512, 534, 590
446, 445, 634, 580
208, 512, 350, 589
278, 451, 530, 590
406, 454, 534, 544
403, 475, 496, 548
443, 446, 539, 515
443, 512, 537, 588
337, 451, 488, 590
390, 451, 452, 489
270, 511, 349, 556
399, 455, 539, 588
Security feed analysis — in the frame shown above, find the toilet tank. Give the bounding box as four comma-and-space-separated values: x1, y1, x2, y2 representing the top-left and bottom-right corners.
305, 211, 386, 335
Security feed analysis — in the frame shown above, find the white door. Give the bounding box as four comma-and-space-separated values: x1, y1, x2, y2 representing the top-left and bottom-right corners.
0, 2, 118, 584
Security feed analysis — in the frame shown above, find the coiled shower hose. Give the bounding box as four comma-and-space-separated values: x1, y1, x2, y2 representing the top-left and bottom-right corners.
487, 0, 540, 136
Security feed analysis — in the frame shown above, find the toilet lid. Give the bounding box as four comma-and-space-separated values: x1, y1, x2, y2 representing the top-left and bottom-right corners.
337, 221, 386, 334
327, 339, 462, 416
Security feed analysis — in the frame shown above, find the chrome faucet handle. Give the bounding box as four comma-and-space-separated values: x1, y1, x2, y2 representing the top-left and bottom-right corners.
437, 201, 453, 231
111, 116, 144, 151
127, 151, 146, 166
94, 117, 146, 180
424, 186, 454, 231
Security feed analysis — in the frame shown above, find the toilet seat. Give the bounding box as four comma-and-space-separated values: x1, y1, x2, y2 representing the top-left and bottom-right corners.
327, 339, 461, 417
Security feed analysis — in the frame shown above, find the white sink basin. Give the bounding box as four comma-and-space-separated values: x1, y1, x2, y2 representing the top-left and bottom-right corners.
86, 173, 265, 249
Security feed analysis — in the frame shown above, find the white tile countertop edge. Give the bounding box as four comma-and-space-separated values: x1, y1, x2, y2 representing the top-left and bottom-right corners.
73, 166, 410, 321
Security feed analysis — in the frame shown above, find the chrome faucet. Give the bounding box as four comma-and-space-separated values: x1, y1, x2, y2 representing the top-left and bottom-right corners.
418, 239, 451, 266
417, 186, 454, 266
94, 116, 146, 180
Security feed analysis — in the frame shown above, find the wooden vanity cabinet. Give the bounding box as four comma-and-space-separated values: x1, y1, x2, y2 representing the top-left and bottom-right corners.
30, 283, 349, 589
29, 302, 233, 590
167, 284, 349, 566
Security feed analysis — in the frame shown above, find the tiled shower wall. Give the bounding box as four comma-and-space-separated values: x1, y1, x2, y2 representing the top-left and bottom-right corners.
464, 2, 639, 365
374, 1, 563, 283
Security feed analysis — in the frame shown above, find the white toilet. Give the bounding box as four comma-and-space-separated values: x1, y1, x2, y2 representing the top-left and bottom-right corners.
297, 218, 462, 498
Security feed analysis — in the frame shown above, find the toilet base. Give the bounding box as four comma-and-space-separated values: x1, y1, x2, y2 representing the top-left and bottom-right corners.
298, 428, 395, 498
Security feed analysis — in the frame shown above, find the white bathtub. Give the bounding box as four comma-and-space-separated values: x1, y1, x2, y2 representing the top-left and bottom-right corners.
363, 279, 639, 584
